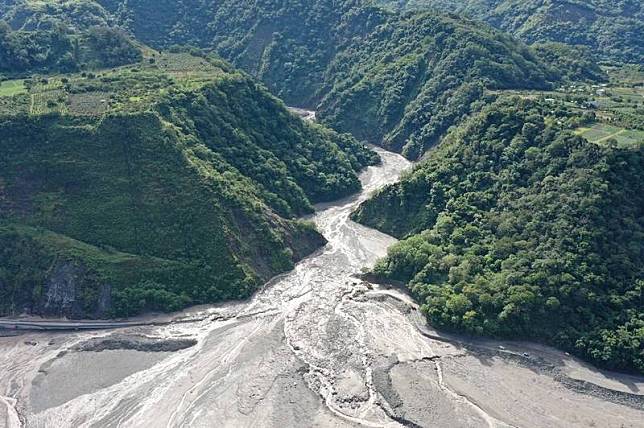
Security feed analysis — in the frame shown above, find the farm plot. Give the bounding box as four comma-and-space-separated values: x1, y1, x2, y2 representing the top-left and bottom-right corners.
0, 79, 26, 96
156, 53, 221, 81
68, 92, 112, 115
30, 90, 68, 115
33, 80, 64, 91
576, 123, 644, 147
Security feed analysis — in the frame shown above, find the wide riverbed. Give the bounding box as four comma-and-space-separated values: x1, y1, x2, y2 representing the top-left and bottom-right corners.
1, 148, 642, 428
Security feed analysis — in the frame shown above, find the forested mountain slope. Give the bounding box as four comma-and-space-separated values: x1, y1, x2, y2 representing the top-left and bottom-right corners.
1, 1, 638, 376
0, 0, 142, 74
95, 0, 567, 159
3, 0, 603, 159
377, 0, 644, 63
353, 98, 644, 373
0, 53, 377, 318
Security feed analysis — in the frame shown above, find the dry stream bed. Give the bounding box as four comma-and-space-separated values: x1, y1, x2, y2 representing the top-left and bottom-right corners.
0, 147, 642, 428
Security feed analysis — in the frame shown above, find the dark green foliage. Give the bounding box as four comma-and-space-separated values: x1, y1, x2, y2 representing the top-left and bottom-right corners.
533, 42, 608, 83
6, 0, 590, 159
0, 1, 141, 75
0, 0, 112, 30
317, 12, 554, 159
0, 67, 376, 318
354, 99, 643, 373
155, 77, 376, 215
378, 0, 644, 64
0, 225, 252, 318
97, 0, 354, 103
97, 0, 561, 159
0, 22, 142, 74
0, 21, 77, 73
84, 25, 143, 68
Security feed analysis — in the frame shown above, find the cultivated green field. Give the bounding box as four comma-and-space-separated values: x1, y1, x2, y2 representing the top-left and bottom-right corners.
575, 123, 644, 147
0, 79, 26, 96
0, 53, 228, 117
490, 65, 643, 148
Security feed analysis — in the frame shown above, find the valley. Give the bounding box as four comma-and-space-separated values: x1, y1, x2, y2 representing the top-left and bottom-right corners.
1, 147, 642, 428
0, 0, 642, 426
0, 52, 378, 319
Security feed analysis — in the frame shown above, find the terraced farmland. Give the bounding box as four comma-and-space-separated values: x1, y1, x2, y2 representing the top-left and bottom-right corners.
68, 92, 112, 115
30, 90, 69, 115
576, 123, 644, 147
0, 53, 232, 117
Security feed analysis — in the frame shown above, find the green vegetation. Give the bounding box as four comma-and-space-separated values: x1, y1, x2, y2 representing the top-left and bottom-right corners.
376, 0, 644, 64
353, 98, 643, 373
5, 0, 604, 160
316, 12, 556, 160
0, 79, 25, 96
0, 0, 142, 75
1, 0, 640, 375
531, 42, 608, 83
487, 65, 643, 148
0, 52, 377, 318
575, 123, 644, 147
96, 0, 576, 159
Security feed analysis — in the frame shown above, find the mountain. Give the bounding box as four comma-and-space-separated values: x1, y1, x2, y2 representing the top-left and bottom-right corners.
0, 0, 571, 319
2, 0, 638, 363
94, 0, 570, 159
4, 0, 601, 160
0, 52, 378, 318
376, 0, 644, 64
0, 0, 143, 74
353, 98, 644, 373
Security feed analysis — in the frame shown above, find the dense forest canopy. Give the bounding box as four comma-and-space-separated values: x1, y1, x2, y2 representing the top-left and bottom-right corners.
94, 0, 579, 159
353, 98, 643, 373
0, 0, 143, 74
376, 0, 644, 64
0, 54, 377, 318
1, 0, 608, 159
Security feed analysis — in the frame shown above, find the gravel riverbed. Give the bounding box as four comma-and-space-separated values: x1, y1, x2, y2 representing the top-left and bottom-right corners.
0, 147, 642, 428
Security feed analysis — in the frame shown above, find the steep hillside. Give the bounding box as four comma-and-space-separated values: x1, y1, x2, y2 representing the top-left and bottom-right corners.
0, 0, 143, 74
0, 53, 377, 318
377, 0, 644, 64
96, 0, 562, 159
353, 98, 644, 372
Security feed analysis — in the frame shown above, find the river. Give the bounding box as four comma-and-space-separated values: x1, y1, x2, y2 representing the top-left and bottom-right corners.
0, 147, 642, 428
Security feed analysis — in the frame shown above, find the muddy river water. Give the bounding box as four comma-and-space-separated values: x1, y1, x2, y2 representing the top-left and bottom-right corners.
0, 147, 642, 428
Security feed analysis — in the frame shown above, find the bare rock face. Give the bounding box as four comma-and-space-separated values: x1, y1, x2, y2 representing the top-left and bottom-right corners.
0, 259, 112, 319
40, 262, 84, 317
35, 262, 111, 319
97, 282, 112, 316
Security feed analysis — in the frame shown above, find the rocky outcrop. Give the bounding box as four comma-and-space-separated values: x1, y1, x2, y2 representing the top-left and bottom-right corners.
32, 261, 112, 319
39, 262, 85, 318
